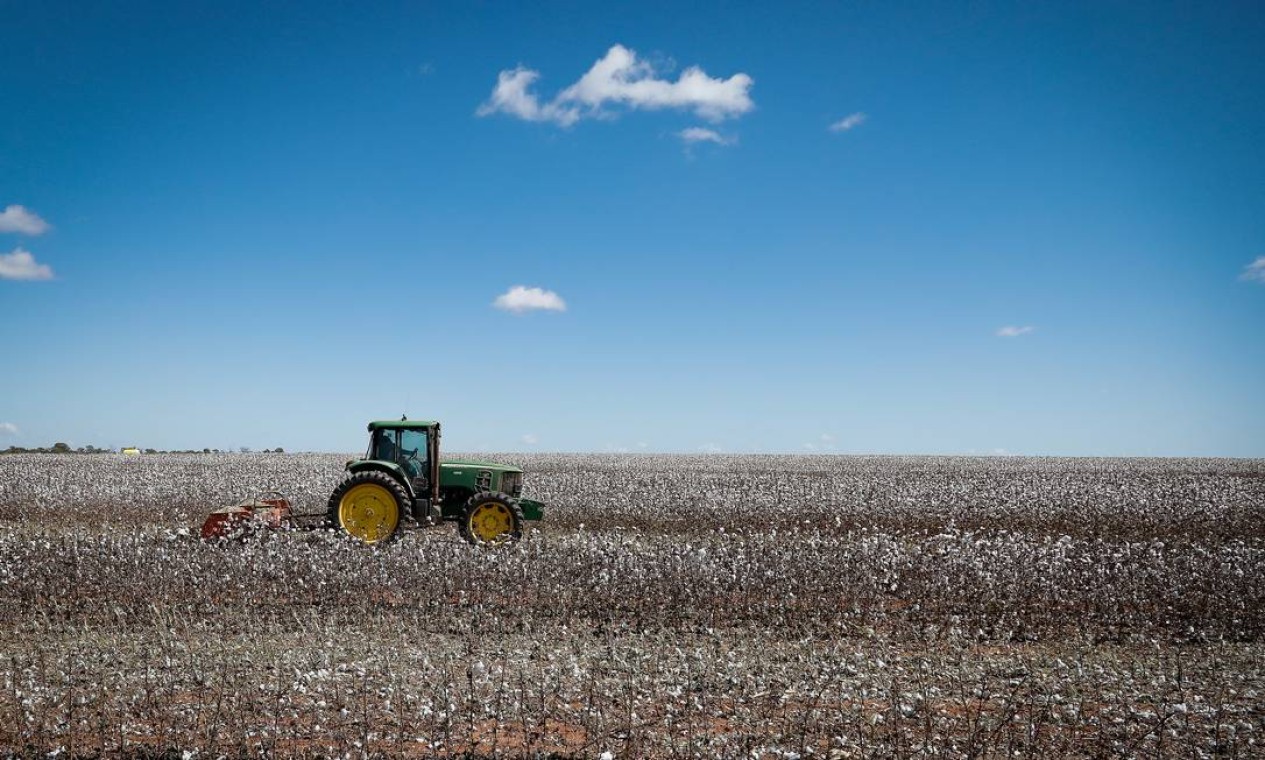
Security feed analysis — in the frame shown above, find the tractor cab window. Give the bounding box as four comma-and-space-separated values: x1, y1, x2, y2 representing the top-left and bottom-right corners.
370, 428, 429, 482
398, 429, 429, 481
370, 429, 399, 462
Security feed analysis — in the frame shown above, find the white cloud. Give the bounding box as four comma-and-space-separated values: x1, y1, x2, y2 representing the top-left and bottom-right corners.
0, 205, 50, 235
1240, 256, 1265, 283
806, 433, 837, 451
996, 325, 1035, 337
475, 67, 581, 126
559, 45, 754, 121
478, 44, 754, 126
829, 112, 867, 132
493, 285, 567, 314
0, 422, 18, 437
0, 248, 54, 280
677, 127, 735, 146
521, 433, 539, 445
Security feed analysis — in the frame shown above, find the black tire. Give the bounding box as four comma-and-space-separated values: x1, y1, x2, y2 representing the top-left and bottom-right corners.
326, 470, 409, 545
458, 491, 525, 547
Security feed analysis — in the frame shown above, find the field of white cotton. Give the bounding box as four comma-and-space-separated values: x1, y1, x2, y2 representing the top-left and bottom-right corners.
0, 453, 1262, 757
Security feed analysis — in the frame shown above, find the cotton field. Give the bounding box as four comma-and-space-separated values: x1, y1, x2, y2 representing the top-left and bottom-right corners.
0, 453, 1262, 758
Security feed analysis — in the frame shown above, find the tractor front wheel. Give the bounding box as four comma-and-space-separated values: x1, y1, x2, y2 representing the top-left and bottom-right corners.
326, 471, 407, 545
459, 492, 524, 547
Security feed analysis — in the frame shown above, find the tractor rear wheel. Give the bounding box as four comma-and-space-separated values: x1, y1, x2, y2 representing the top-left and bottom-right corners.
459, 491, 524, 547
326, 471, 407, 545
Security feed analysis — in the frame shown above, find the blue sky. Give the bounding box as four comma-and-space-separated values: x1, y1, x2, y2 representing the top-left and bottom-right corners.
2, 1, 1263, 455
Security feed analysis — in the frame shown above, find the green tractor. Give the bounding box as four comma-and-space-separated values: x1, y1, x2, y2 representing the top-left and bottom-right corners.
327, 419, 544, 546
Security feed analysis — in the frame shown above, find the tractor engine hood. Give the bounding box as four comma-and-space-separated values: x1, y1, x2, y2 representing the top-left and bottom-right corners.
439, 461, 520, 491
440, 455, 523, 485
438, 460, 527, 501
442, 455, 521, 475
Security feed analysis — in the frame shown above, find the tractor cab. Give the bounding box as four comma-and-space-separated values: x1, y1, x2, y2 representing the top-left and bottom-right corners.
365, 421, 437, 493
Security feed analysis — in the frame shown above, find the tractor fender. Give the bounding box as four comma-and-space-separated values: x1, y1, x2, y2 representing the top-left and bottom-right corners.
346, 460, 414, 498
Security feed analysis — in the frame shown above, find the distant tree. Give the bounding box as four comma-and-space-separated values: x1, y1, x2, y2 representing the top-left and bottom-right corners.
239, 446, 251, 454
51, 442, 71, 454
203, 448, 211, 454
144, 448, 157, 454
273, 447, 285, 454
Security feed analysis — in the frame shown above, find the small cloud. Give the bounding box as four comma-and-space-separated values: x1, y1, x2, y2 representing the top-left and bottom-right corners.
677, 127, 735, 146
493, 285, 567, 313
560, 45, 754, 121
1240, 256, 1265, 283
806, 433, 837, 451
476, 67, 581, 126
829, 112, 867, 133
478, 44, 754, 127
0, 205, 50, 235
521, 433, 539, 445
416, 62, 435, 76
0, 247, 55, 280
996, 325, 1035, 337
0, 422, 18, 437
636, 441, 648, 449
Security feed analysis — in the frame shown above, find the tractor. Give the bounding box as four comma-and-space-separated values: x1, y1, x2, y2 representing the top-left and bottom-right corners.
326, 419, 544, 546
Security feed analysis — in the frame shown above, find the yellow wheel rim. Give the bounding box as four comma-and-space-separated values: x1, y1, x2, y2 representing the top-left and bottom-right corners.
338, 483, 399, 544
468, 501, 515, 545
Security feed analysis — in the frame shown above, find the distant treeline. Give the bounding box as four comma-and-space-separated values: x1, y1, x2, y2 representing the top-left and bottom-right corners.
2, 444, 286, 455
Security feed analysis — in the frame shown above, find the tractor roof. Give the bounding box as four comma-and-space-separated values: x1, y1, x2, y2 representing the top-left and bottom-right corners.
367, 419, 439, 431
